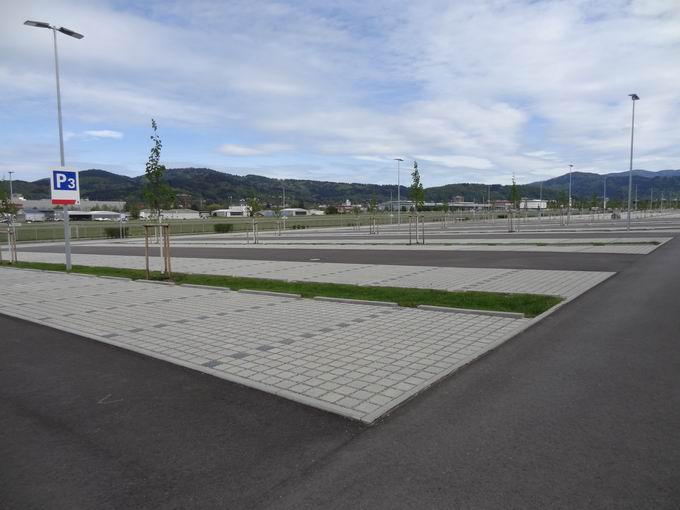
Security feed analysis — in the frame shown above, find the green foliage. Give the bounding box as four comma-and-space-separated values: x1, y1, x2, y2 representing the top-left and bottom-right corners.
325, 205, 339, 215
369, 192, 377, 214
213, 223, 234, 233
104, 226, 129, 238
124, 201, 141, 220
410, 161, 425, 211
246, 195, 262, 217
142, 119, 175, 216
0, 187, 17, 217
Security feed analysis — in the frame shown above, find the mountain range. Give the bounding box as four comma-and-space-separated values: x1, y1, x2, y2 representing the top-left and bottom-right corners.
5, 167, 680, 207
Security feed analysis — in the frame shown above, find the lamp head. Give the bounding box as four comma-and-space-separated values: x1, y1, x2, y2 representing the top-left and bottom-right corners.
629, 93, 640, 101
24, 20, 52, 29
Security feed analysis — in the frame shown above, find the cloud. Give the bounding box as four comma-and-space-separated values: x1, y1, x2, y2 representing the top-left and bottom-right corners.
83, 130, 123, 139
218, 143, 293, 156
415, 155, 494, 170
1, 0, 679, 184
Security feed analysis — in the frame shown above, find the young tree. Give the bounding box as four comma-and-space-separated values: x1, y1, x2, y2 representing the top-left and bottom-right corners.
410, 161, 425, 212
124, 201, 141, 219
0, 187, 17, 220
246, 195, 262, 217
143, 119, 174, 221
510, 175, 521, 209
369, 192, 377, 215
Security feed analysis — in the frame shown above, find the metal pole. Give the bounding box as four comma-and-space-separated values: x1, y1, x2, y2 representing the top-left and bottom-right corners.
8, 171, 13, 200
568, 164, 573, 225
395, 158, 403, 229
627, 95, 638, 230
52, 27, 72, 271
603, 175, 607, 212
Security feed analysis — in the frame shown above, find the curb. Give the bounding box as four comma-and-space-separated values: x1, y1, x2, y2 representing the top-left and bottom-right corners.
135, 279, 175, 286
238, 289, 301, 298
417, 305, 525, 319
180, 283, 231, 291
313, 296, 398, 307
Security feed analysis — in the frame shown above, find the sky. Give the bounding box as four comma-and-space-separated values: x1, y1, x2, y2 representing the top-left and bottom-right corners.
1, 0, 679, 186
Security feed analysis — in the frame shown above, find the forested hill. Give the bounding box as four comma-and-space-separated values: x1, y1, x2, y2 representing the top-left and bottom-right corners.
7, 167, 680, 207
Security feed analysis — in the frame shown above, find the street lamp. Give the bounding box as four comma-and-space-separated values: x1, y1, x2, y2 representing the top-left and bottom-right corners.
8, 171, 14, 202
24, 20, 84, 271
627, 93, 639, 230
603, 175, 607, 212
394, 158, 403, 228
567, 164, 573, 224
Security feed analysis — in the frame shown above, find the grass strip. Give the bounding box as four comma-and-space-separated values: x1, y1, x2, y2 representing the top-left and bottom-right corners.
2, 261, 562, 318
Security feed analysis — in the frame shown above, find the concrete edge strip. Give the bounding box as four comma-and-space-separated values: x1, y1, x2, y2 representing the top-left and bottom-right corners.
238, 289, 301, 298
133, 279, 175, 286
313, 296, 398, 307
180, 283, 231, 291
97, 275, 132, 281
417, 304, 524, 319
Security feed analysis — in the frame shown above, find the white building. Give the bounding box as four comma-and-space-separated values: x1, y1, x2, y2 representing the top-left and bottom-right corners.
281, 208, 309, 217
211, 206, 250, 217
520, 198, 548, 210
140, 209, 200, 220
13, 196, 125, 212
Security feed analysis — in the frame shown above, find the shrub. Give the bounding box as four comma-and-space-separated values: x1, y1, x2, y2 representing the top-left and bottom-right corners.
104, 227, 129, 238
214, 223, 234, 233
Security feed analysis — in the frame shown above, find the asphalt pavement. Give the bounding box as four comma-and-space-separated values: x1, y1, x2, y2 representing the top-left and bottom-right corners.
19, 244, 641, 271
3, 236, 680, 509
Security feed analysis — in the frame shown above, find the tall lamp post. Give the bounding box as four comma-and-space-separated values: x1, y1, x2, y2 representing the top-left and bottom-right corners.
24, 20, 84, 271
394, 158, 403, 228
567, 164, 573, 224
627, 93, 640, 230
603, 175, 607, 212
8, 171, 14, 202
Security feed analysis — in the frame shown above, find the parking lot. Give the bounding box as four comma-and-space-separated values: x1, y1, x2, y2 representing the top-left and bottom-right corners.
2, 211, 680, 508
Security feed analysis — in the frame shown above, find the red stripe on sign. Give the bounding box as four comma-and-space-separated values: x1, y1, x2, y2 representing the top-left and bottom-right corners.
52, 199, 77, 205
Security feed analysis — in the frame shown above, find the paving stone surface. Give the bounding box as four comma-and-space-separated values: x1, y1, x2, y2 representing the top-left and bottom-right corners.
13, 252, 613, 299
0, 267, 534, 423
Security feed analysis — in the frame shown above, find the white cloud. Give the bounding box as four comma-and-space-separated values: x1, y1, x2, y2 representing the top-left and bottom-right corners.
415, 155, 494, 170
218, 143, 293, 156
83, 130, 123, 139
1, 0, 679, 184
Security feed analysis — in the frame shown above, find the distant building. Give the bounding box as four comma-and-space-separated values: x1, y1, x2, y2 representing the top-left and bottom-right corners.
281, 208, 309, 217
140, 208, 200, 220
67, 211, 126, 221
211, 206, 250, 217
520, 198, 548, 210
161, 209, 201, 220
12, 196, 125, 212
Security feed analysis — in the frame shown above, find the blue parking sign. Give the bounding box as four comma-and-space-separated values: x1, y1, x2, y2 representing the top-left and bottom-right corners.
53, 170, 78, 190
50, 168, 80, 204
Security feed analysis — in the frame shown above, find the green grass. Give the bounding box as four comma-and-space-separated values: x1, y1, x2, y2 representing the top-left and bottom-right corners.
2, 261, 563, 318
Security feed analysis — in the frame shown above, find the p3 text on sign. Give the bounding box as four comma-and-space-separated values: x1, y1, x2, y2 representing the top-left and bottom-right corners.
50, 168, 80, 205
